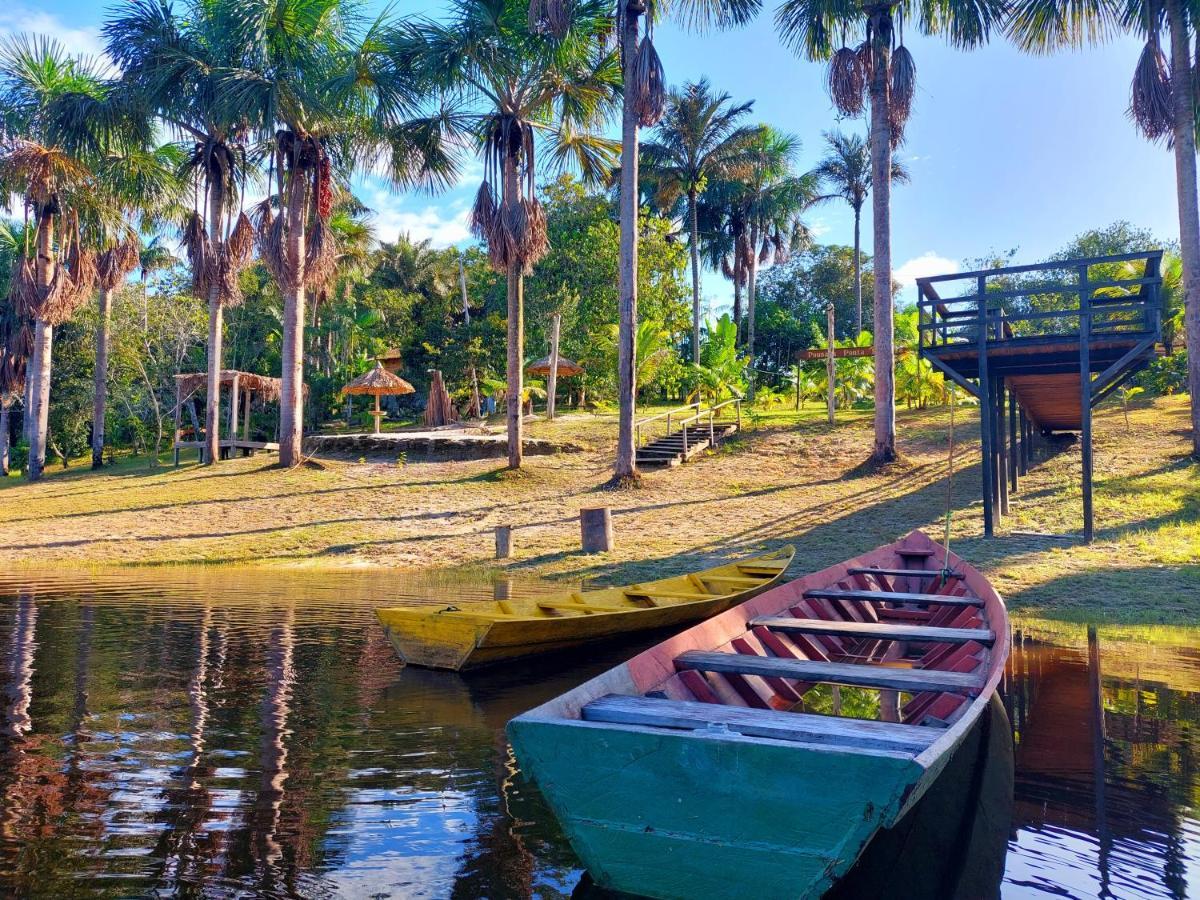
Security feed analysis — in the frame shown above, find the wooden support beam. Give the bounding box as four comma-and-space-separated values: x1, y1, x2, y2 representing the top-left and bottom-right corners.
675, 651, 985, 694
1079, 265, 1094, 543
750, 616, 995, 646
1008, 386, 1019, 494
804, 588, 983, 608
977, 276, 994, 538
997, 378, 1009, 517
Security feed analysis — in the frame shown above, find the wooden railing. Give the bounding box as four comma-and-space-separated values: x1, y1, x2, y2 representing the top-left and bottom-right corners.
635, 397, 743, 450
915, 250, 1163, 355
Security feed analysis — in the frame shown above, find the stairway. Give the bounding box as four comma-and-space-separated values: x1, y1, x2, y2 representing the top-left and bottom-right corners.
636, 421, 739, 467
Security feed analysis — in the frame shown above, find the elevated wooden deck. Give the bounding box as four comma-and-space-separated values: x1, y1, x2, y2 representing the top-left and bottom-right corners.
917, 250, 1164, 541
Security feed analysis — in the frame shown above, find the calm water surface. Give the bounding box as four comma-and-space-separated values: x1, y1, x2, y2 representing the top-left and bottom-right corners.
0, 568, 1196, 899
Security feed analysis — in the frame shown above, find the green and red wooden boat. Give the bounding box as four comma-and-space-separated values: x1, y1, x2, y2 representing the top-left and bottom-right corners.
507, 531, 1010, 900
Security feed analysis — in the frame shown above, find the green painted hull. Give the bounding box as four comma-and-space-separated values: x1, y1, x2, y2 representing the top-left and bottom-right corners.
507, 717, 924, 900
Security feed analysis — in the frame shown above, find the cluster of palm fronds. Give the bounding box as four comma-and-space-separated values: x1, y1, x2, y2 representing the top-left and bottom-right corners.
184, 209, 254, 305
471, 117, 550, 275
1130, 32, 1172, 140
96, 239, 141, 293
6, 212, 97, 327
256, 133, 340, 296
630, 31, 667, 127
822, 11, 915, 148
529, 0, 574, 38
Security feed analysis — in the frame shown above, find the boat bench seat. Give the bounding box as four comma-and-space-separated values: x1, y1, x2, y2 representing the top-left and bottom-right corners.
846, 568, 956, 579
751, 616, 995, 647
581, 694, 939, 755
805, 588, 984, 608
675, 651, 985, 694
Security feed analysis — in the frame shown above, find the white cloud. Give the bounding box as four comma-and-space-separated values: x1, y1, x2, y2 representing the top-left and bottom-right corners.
360, 183, 473, 248
0, 7, 107, 62
893, 252, 957, 292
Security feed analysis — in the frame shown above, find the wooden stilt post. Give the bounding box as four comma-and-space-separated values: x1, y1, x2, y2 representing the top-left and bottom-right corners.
826, 304, 835, 426
1009, 389, 1019, 493
1018, 408, 1029, 476
242, 390, 252, 455
998, 379, 1009, 517
173, 380, 182, 467
1079, 265, 1094, 543
227, 374, 239, 461
372, 392, 383, 435
977, 277, 994, 538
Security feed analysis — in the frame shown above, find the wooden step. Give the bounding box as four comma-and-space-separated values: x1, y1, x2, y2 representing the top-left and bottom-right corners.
847, 568, 955, 579
751, 616, 995, 646
675, 651, 985, 694
805, 588, 984, 608
582, 695, 938, 754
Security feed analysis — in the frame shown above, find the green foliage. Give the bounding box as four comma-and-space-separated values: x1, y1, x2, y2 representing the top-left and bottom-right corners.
1138, 351, 1189, 396
690, 314, 747, 403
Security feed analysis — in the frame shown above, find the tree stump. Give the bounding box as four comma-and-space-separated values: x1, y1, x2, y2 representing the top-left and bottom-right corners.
580, 507, 614, 553
495, 525, 513, 559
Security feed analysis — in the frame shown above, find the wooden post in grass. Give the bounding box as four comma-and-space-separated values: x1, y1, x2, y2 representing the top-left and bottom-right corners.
547, 312, 561, 421
580, 507, 614, 553
495, 525, 513, 559
826, 304, 835, 426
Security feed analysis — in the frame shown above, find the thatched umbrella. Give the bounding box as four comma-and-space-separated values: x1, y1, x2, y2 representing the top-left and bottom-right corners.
341, 363, 415, 434
526, 354, 583, 378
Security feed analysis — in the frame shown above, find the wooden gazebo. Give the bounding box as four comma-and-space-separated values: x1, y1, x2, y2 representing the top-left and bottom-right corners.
173, 370, 299, 463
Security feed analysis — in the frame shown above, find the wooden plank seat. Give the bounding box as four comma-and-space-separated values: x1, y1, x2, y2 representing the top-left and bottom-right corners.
675, 651, 985, 694
804, 588, 984, 608
751, 616, 995, 647
537, 601, 636, 614
846, 568, 956, 579
581, 695, 939, 755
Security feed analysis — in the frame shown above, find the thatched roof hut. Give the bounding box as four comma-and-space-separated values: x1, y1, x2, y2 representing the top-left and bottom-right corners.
341, 362, 415, 434
175, 370, 302, 403
375, 347, 405, 374
526, 355, 583, 377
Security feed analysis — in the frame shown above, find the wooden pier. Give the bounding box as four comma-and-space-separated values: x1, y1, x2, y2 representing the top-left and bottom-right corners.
917, 251, 1164, 542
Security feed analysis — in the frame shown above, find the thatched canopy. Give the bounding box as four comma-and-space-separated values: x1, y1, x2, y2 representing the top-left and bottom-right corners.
376, 347, 404, 372
342, 362, 415, 397
175, 370, 301, 403
526, 355, 583, 377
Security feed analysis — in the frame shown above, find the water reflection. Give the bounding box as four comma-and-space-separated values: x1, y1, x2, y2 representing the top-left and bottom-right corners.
0, 570, 1195, 898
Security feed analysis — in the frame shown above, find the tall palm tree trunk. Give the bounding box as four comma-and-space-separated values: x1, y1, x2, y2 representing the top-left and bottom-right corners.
204, 181, 225, 466
733, 277, 742, 347
614, 2, 642, 481
1, 401, 10, 476
1166, 0, 1200, 458
91, 288, 113, 468
688, 189, 701, 363
503, 152, 524, 469
746, 222, 760, 397
869, 50, 897, 464
853, 203, 863, 336
279, 173, 308, 468
27, 216, 55, 481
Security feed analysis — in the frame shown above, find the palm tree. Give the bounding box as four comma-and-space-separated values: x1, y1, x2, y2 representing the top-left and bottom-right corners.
775, 0, 1004, 463
105, 0, 258, 466
218, 0, 455, 467
697, 175, 752, 345
535, 0, 757, 481
404, 0, 620, 469
0, 224, 29, 476
1007, 0, 1200, 459
89, 143, 185, 468
812, 130, 908, 336
0, 35, 141, 480
641, 79, 756, 363
740, 126, 815, 391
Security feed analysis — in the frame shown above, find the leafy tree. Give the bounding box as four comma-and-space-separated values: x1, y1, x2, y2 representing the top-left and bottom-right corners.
403, 0, 620, 468
690, 313, 747, 403
641, 80, 756, 362
811, 130, 908, 335
776, 0, 1004, 461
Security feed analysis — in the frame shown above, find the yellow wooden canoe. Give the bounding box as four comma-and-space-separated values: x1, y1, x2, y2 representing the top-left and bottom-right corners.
376, 546, 795, 671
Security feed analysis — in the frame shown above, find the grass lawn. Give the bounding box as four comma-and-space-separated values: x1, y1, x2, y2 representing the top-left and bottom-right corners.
1, 395, 1196, 623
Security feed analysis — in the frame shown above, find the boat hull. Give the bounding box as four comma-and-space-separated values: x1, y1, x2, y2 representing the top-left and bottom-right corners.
508, 718, 922, 900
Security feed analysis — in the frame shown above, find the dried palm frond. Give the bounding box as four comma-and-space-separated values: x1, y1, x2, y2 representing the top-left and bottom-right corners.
260, 212, 293, 293
889, 45, 916, 142
630, 38, 666, 127
471, 182, 499, 245
304, 217, 338, 290
721, 255, 734, 279
530, 0, 573, 38
97, 240, 141, 292
828, 47, 866, 117
183, 212, 214, 298
227, 212, 255, 269
520, 197, 549, 272
772, 234, 786, 265
10, 257, 37, 318
856, 40, 875, 84
1130, 38, 1172, 141
316, 155, 334, 222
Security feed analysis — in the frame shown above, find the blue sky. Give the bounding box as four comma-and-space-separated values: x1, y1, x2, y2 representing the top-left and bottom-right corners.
4, 1, 1182, 312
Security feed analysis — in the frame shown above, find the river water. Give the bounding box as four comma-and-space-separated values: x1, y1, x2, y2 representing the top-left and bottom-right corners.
0, 568, 1196, 899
